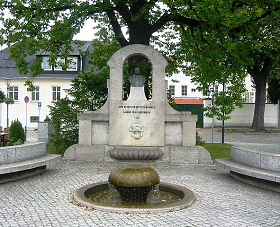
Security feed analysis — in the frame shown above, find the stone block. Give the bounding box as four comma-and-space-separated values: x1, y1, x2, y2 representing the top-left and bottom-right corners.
76, 145, 105, 162
92, 122, 109, 145
260, 153, 280, 172
79, 120, 92, 145
170, 146, 198, 164
63, 144, 77, 161
165, 122, 182, 146
197, 146, 213, 164
231, 147, 261, 168
0, 143, 46, 164
182, 122, 196, 146
109, 100, 165, 146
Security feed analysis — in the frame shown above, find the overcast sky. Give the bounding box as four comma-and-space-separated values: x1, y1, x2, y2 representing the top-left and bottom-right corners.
73, 19, 98, 41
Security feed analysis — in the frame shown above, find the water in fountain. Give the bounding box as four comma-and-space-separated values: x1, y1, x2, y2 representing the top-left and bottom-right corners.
74, 164, 195, 212
86, 183, 182, 208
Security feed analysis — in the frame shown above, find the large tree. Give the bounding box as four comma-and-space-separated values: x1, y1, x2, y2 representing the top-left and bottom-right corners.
175, 1, 280, 131
0, 0, 198, 78
1, 0, 279, 131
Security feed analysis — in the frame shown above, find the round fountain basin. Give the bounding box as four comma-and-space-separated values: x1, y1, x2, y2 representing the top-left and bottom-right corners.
74, 181, 195, 213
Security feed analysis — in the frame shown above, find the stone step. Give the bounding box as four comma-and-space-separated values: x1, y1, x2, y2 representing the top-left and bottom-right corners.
215, 158, 280, 183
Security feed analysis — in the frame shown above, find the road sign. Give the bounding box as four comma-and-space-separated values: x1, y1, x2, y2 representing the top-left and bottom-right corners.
24, 96, 29, 103
38, 102, 42, 108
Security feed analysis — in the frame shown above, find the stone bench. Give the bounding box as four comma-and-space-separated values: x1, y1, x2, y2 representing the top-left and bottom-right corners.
231, 146, 280, 172
215, 145, 280, 192
0, 142, 61, 183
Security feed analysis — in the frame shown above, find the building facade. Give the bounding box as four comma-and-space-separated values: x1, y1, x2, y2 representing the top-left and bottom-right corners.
166, 70, 257, 103
0, 42, 93, 129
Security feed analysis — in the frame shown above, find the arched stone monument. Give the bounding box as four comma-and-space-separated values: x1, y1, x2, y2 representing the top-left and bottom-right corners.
64, 44, 212, 164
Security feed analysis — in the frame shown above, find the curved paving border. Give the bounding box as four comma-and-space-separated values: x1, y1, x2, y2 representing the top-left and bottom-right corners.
74, 181, 195, 213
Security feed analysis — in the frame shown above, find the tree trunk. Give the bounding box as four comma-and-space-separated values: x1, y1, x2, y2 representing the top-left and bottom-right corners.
248, 57, 272, 131
252, 78, 267, 131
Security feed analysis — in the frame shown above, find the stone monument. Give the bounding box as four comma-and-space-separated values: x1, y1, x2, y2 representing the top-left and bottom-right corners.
64, 44, 212, 164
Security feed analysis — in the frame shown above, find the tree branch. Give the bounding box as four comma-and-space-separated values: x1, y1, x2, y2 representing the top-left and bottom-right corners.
115, 3, 132, 27
105, 8, 129, 47
149, 13, 202, 34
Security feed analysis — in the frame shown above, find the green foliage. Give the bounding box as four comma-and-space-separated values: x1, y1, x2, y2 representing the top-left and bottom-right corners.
49, 97, 81, 148
9, 120, 25, 145
267, 73, 280, 104
48, 38, 119, 150
167, 90, 177, 109
4, 97, 14, 105
176, 1, 280, 128
2, 0, 279, 132
196, 131, 205, 146
44, 116, 51, 122
67, 37, 119, 110
46, 144, 68, 156
13, 139, 23, 146
0, 90, 6, 103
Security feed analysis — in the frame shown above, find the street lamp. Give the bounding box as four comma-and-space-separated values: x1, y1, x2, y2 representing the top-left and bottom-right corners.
5, 77, 11, 128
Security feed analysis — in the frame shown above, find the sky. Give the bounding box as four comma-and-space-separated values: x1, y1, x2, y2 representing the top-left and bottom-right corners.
73, 19, 98, 41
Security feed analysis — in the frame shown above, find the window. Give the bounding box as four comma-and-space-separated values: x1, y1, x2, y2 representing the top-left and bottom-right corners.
181, 85, 188, 96
244, 92, 249, 103
32, 86, 40, 101
54, 57, 63, 70
169, 85, 175, 96
214, 85, 218, 93
42, 57, 52, 70
30, 116, 39, 122
250, 92, 255, 103
9, 86, 19, 101
67, 57, 78, 71
53, 86, 61, 101
41, 56, 78, 71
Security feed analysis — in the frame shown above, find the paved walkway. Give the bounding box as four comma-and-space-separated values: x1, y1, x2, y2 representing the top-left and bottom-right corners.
0, 130, 279, 226
197, 128, 280, 145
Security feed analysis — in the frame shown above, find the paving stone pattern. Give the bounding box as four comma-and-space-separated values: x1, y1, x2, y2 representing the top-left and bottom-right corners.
0, 161, 279, 227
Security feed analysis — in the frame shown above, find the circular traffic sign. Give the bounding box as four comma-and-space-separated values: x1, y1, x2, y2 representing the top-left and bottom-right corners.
24, 96, 29, 103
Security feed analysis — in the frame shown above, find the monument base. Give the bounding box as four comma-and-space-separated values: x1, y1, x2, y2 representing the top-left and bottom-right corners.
63, 144, 213, 164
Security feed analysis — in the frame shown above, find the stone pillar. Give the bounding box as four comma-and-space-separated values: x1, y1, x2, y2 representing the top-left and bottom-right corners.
182, 121, 196, 146
78, 120, 91, 145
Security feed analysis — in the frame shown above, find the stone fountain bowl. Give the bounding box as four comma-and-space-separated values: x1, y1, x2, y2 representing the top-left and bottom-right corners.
73, 181, 195, 213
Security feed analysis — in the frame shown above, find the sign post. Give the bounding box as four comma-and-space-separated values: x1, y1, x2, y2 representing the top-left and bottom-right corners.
38, 102, 42, 122
24, 96, 29, 141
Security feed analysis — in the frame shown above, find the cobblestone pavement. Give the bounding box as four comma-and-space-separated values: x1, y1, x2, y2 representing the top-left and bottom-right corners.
1, 130, 279, 226
0, 161, 279, 227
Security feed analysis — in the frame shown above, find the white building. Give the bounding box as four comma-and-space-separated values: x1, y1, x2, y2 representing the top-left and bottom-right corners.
0, 42, 93, 129
166, 70, 256, 103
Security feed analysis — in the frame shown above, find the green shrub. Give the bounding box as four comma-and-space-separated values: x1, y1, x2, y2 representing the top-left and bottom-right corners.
196, 131, 205, 146
9, 119, 25, 145
44, 115, 51, 122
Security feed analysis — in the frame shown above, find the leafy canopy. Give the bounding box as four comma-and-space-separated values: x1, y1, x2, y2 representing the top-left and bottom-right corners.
174, 1, 280, 120
1, 0, 280, 124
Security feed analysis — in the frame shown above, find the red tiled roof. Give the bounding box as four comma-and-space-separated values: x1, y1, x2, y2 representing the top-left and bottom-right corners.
174, 98, 203, 104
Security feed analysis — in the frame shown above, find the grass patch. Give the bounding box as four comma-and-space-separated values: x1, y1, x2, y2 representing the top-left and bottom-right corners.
202, 143, 232, 160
